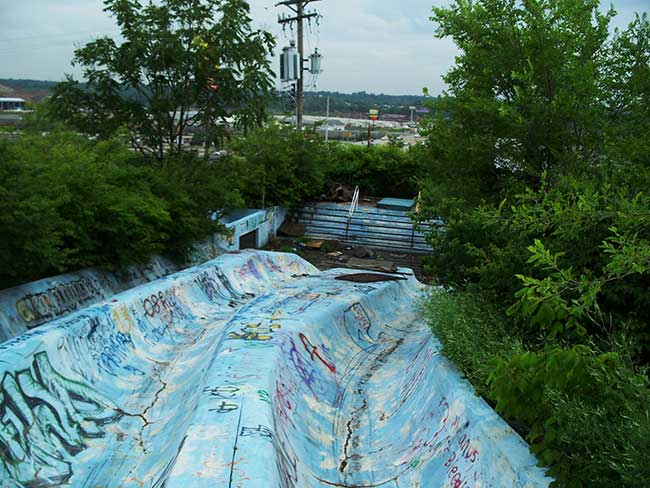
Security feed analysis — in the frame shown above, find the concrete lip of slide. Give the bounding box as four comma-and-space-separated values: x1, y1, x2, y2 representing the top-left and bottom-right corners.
0, 251, 551, 487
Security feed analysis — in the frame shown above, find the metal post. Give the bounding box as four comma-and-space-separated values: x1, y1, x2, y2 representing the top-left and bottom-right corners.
277, 1, 321, 131
367, 122, 371, 148
297, 1, 304, 130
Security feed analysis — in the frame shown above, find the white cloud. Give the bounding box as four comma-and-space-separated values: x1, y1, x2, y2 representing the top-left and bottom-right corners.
0, 0, 645, 95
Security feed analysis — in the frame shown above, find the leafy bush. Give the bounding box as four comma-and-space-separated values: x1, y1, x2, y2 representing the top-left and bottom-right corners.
489, 345, 650, 487
225, 124, 328, 208
420, 2, 650, 486
226, 125, 429, 207
0, 132, 238, 288
325, 143, 425, 197
425, 289, 525, 397
148, 152, 242, 258
427, 289, 650, 487
423, 170, 650, 315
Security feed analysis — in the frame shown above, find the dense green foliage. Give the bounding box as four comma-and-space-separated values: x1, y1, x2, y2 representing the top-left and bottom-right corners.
0, 131, 239, 289
51, 0, 275, 159
421, 1, 650, 485
325, 143, 426, 197
224, 125, 426, 208
427, 291, 650, 487
224, 125, 328, 209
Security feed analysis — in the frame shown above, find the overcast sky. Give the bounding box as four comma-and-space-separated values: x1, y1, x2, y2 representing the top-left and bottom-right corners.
0, 0, 646, 95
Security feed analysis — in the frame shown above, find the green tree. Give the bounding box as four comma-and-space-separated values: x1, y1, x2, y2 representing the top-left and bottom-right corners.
421, 0, 613, 207
51, 0, 276, 159
0, 133, 171, 287
420, 2, 650, 484
225, 124, 327, 208
604, 13, 650, 166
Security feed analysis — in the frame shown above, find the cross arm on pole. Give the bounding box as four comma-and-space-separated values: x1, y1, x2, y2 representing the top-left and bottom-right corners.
276, 0, 322, 6
278, 12, 319, 24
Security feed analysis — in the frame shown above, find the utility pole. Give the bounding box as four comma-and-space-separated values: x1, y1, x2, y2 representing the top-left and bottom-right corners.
277, 0, 321, 130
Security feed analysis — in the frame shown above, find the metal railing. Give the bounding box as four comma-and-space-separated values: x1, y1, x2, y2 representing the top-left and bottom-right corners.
345, 186, 360, 240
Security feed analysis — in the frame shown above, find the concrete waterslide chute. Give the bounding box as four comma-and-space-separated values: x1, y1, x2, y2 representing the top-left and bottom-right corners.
0, 251, 550, 487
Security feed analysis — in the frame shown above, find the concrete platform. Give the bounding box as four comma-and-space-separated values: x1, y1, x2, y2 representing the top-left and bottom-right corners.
376, 197, 416, 211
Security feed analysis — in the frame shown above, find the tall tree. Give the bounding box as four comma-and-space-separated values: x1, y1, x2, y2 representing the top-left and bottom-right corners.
604, 12, 650, 169
421, 0, 614, 205
51, 0, 276, 159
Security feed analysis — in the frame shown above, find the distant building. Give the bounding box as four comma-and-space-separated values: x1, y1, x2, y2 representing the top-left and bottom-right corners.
381, 113, 409, 123
0, 84, 15, 95
0, 98, 26, 111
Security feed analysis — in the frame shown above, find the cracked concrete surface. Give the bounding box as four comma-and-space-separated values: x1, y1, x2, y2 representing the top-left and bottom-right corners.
0, 251, 550, 487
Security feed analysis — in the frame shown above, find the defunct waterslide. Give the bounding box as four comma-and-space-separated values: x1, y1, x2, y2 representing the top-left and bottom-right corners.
0, 251, 550, 487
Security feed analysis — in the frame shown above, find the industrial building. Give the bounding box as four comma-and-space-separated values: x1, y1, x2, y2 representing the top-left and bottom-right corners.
0, 97, 26, 111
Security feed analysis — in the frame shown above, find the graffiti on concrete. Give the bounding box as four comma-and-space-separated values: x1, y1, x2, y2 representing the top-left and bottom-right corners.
0, 352, 120, 485
204, 385, 239, 399
141, 288, 188, 327
241, 425, 273, 441
227, 322, 281, 341
194, 268, 247, 303
0, 251, 550, 487
61, 313, 142, 379
15, 278, 101, 326
299, 333, 337, 374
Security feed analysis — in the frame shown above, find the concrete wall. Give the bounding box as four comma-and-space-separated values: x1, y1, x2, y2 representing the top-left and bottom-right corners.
0, 252, 202, 344
0, 250, 550, 487
216, 206, 286, 252
0, 208, 287, 344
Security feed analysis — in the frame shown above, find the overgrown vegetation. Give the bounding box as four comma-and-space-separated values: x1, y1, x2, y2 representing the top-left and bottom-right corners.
0, 129, 239, 289
420, 1, 650, 485
223, 124, 427, 208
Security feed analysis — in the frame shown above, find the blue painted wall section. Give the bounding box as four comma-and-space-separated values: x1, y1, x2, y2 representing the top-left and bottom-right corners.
217, 207, 287, 252
0, 207, 287, 343
299, 202, 439, 253
0, 251, 551, 487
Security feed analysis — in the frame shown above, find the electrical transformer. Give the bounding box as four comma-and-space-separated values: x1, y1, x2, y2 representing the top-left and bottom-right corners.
280, 41, 299, 81
309, 48, 322, 75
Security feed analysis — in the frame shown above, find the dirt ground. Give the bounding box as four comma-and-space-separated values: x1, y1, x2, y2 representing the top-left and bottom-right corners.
265, 237, 433, 284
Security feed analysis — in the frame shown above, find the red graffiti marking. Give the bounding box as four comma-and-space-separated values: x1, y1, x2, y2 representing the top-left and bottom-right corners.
275, 378, 297, 430
299, 333, 336, 374
442, 433, 482, 488
432, 397, 450, 441
142, 290, 181, 325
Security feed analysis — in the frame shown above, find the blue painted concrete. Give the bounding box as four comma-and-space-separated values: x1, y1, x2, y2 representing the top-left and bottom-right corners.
0, 249, 217, 344
0, 208, 287, 343
299, 203, 438, 253
377, 197, 415, 211
0, 251, 550, 487
217, 207, 286, 252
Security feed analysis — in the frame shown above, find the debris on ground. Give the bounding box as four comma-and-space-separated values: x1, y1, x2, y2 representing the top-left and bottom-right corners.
325, 183, 355, 202
346, 258, 399, 274
335, 272, 408, 283
303, 240, 324, 250
267, 237, 431, 282
352, 246, 375, 259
